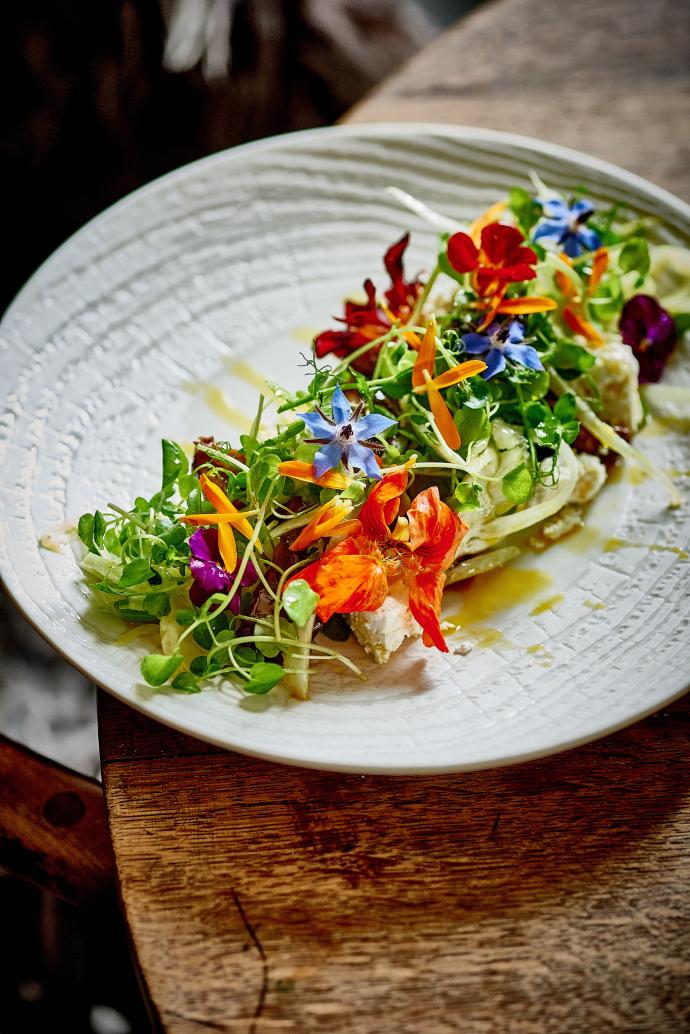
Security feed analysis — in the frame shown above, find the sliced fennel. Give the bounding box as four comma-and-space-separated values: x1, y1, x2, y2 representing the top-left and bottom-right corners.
445, 546, 521, 586
641, 383, 690, 430
387, 186, 465, 234
480, 441, 579, 540
550, 373, 681, 507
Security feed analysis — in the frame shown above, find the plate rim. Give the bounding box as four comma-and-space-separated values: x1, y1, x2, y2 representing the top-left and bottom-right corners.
1, 121, 689, 773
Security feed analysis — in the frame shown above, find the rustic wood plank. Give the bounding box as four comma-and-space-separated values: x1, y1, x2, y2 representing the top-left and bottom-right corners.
347, 0, 690, 202
0, 732, 113, 904
100, 695, 690, 1033
98, 1, 690, 1029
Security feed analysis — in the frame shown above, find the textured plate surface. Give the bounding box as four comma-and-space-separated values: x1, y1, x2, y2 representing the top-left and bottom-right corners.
1, 124, 689, 773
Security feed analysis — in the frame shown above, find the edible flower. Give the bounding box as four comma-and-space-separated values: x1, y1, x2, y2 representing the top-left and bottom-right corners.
291, 498, 359, 551
289, 465, 466, 651
563, 305, 604, 347
411, 319, 486, 449
313, 234, 422, 374
277, 460, 351, 489
188, 528, 258, 609
301, 385, 395, 480
533, 198, 600, 258
461, 320, 543, 379
619, 294, 676, 383
447, 223, 539, 296
181, 473, 259, 573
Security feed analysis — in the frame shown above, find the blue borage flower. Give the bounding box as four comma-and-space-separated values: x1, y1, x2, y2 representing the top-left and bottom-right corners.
301, 385, 396, 480
532, 198, 600, 258
462, 320, 544, 380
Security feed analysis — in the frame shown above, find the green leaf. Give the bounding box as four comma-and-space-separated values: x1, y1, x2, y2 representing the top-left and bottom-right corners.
140, 653, 183, 687
171, 672, 201, 694
193, 623, 213, 649
142, 593, 171, 618
379, 368, 413, 400
244, 662, 284, 695
93, 511, 107, 549
508, 187, 542, 233
455, 404, 490, 446
78, 513, 95, 551
178, 473, 198, 499
175, 609, 196, 626
550, 340, 596, 374
554, 393, 578, 422
161, 439, 188, 491
282, 579, 319, 628
190, 656, 208, 677
257, 639, 282, 659
619, 237, 650, 277
502, 463, 533, 505
119, 559, 154, 587
454, 482, 482, 511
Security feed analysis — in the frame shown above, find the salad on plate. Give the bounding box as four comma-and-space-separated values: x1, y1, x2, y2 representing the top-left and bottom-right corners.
75, 176, 689, 700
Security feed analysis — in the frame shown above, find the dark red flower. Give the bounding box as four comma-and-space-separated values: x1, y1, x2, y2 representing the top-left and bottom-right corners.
314, 234, 422, 375
447, 222, 538, 296
619, 294, 676, 383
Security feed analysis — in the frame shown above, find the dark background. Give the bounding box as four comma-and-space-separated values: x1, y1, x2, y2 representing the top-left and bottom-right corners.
1, 2, 479, 1032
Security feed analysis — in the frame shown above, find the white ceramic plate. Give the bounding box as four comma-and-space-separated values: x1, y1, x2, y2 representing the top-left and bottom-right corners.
1, 124, 689, 773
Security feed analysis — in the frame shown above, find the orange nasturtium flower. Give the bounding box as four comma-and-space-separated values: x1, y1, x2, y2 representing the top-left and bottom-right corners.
288, 466, 467, 653
291, 499, 360, 552
180, 473, 260, 573
411, 319, 486, 450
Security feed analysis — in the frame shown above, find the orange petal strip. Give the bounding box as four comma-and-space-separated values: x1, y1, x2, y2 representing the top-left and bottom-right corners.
411, 318, 437, 389
469, 200, 508, 246
587, 246, 609, 296
277, 460, 351, 490
291, 500, 355, 552
200, 474, 255, 541
414, 359, 487, 393
476, 285, 507, 331
493, 296, 558, 315
563, 305, 604, 346
180, 512, 258, 526
425, 372, 461, 451
217, 522, 237, 574
554, 269, 577, 298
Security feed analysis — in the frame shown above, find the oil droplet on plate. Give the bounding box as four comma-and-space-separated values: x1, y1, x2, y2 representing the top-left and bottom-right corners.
225, 358, 269, 392
584, 599, 607, 611
447, 568, 552, 626
530, 592, 565, 617
184, 382, 253, 431
604, 537, 688, 559
290, 325, 319, 344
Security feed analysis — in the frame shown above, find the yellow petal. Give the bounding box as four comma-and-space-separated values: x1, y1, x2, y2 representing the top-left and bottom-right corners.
278, 461, 351, 489
414, 359, 487, 393
199, 473, 258, 544
217, 522, 237, 574
426, 372, 461, 450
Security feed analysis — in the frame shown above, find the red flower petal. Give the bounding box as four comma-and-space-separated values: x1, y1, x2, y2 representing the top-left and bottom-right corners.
406, 487, 467, 569
480, 223, 533, 266
406, 568, 449, 652
447, 232, 479, 273
359, 467, 410, 541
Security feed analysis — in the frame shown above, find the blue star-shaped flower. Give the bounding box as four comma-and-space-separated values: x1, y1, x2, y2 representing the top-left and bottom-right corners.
461, 320, 544, 380
301, 386, 396, 480
532, 197, 600, 258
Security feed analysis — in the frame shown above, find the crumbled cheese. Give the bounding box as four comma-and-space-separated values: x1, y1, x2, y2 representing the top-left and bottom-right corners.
571, 453, 607, 505
590, 334, 644, 433
529, 504, 584, 549
348, 583, 421, 664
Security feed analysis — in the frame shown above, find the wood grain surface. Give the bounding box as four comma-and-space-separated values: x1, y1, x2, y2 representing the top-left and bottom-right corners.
98, 0, 690, 1030
347, 0, 690, 202
0, 732, 113, 904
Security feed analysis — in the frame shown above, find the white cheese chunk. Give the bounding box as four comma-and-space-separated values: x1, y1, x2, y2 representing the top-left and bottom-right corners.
348, 583, 421, 665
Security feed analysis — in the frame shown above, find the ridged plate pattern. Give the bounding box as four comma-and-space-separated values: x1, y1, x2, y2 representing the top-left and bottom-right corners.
1, 124, 689, 772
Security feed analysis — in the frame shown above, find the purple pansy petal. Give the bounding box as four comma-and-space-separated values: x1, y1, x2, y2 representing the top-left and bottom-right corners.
189, 555, 231, 597
619, 294, 676, 383
346, 442, 383, 480
461, 333, 492, 354
353, 412, 396, 439
301, 410, 334, 437
313, 440, 345, 478
482, 348, 506, 380
504, 342, 544, 371
189, 527, 218, 562
330, 385, 351, 425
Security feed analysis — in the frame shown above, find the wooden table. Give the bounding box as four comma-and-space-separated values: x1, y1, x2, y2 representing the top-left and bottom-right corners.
99, 1, 690, 1030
